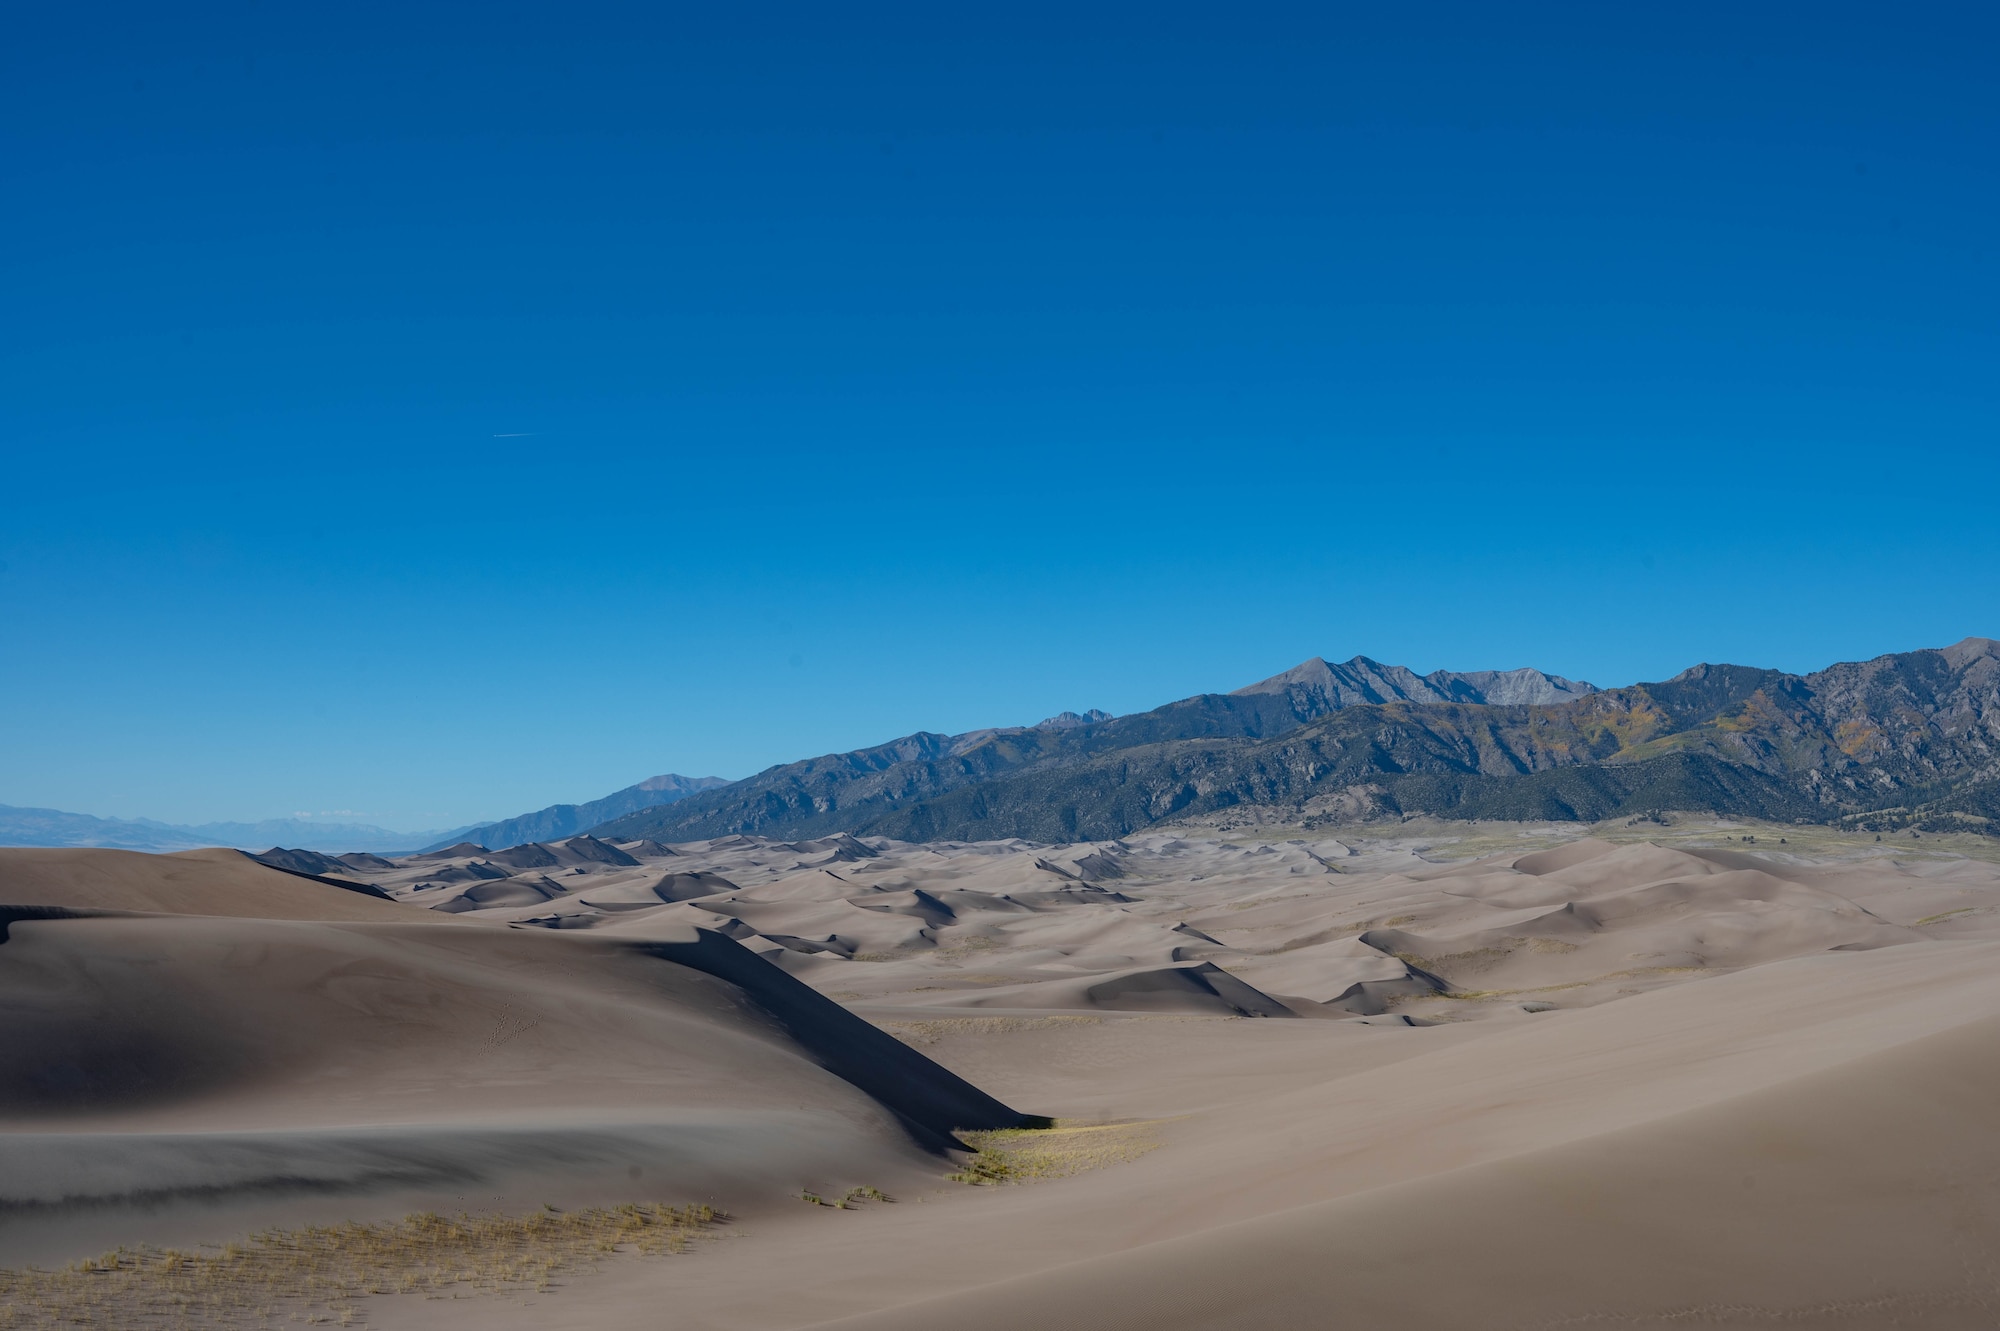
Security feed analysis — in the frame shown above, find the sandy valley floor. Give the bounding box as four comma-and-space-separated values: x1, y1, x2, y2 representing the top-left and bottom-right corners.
6, 819, 2000, 1328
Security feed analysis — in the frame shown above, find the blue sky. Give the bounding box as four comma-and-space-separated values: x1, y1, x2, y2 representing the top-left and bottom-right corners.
3, 2, 1996, 830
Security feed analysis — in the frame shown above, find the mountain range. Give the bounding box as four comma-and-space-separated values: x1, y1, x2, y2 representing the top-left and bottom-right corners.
592, 642, 1999, 846
8, 643, 1996, 853
418, 773, 731, 853
1232, 656, 1599, 710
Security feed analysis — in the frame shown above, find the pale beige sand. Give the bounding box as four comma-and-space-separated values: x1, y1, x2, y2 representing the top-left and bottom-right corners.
361, 828, 2000, 1028
834, 1007, 2000, 1331
358, 940, 2000, 1331
0, 850, 1029, 1272
9, 827, 2000, 1328
0, 846, 415, 920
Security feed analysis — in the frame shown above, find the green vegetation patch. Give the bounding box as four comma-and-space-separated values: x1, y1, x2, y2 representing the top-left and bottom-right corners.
0, 1202, 719, 1330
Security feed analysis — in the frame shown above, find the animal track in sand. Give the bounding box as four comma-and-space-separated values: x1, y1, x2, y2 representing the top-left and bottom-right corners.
480, 1004, 542, 1049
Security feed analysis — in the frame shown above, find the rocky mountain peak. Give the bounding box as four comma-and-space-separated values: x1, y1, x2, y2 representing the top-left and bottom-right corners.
1037, 709, 1113, 729
1231, 655, 1596, 716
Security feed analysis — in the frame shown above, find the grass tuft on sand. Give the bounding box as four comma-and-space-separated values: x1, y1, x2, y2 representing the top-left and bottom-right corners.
801, 1186, 895, 1209
949, 1120, 1162, 1186
0, 1202, 719, 1330
885, 1015, 1102, 1047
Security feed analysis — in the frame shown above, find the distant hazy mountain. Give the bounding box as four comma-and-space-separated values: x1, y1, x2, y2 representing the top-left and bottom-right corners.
0, 805, 470, 853
424, 773, 731, 853
595, 641, 2000, 844
2, 773, 731, 857
1233, 656, 1597, 712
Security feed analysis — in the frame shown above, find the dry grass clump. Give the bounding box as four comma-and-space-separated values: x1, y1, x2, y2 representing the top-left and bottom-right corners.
1390, 963, 1717, 1007
932, 936, 1000, 958
799, 1186, 894, 1209
1222, 893, 1314, 912
0, 1202, 719, 1330
1394, 944, 1514, 977
885, 1015, 1101, 1046
905, 973, 1033, 990
1523, 936, 1581, 954
949, 1120, 1161, 1186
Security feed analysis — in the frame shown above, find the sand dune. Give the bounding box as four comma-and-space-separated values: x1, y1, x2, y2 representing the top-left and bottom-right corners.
838, 1024, 2000, 1330
354, 828, 1999, 1030
917, 960, 1297, 1017
9, 824, 2000, 1327
314, 880, 2000, 1330
0, 847, 415, 920
0, 849, 1036, 1269
825, 945, 2000, 1330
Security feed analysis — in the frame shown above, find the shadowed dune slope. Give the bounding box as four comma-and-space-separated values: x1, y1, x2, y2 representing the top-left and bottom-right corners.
0, 850, 1040, 1262
0, 917, 1029, 1140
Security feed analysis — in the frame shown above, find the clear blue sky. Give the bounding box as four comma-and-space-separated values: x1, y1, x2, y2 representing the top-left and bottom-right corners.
3, 2, 1995, 830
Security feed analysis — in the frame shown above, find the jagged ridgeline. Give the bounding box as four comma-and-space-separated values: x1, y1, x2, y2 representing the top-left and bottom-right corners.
591, 640, 2000, 844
